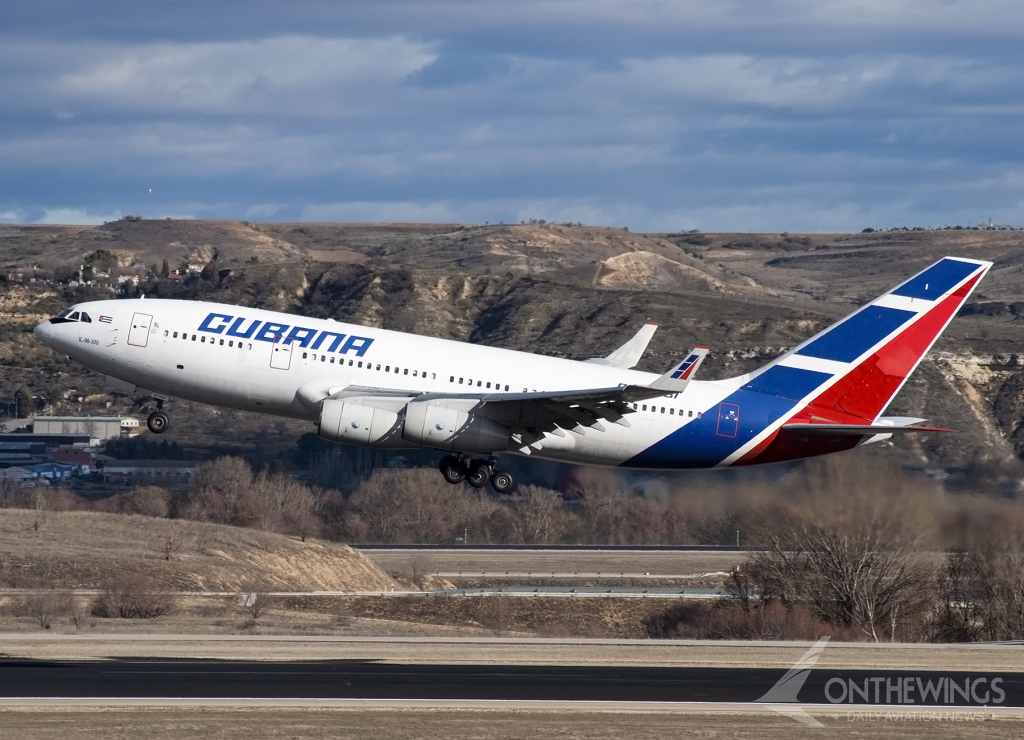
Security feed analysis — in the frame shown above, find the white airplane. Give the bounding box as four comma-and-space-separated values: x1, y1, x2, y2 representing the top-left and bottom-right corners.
33, 256, 990, 492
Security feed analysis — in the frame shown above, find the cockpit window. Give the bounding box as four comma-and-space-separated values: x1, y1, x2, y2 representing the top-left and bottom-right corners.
48, 307, 81, 324
79, 312, 92, 323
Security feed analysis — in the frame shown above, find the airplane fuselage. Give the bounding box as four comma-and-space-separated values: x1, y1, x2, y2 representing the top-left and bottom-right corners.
34, 298, 733, 468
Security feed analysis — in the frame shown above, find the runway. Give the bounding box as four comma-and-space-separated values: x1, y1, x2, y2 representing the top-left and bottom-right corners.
2, 660, 1022, 707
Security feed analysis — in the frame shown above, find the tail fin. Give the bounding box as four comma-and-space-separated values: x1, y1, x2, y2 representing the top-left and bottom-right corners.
733, 256, 990, 464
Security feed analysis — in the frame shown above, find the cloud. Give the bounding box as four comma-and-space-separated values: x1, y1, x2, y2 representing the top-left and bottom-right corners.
35, 208, 123, 225
302, 200, 459, 223
1, 4, 1024, 232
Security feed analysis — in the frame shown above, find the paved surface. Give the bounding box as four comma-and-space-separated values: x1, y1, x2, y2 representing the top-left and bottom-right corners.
1, 660, 1022, 708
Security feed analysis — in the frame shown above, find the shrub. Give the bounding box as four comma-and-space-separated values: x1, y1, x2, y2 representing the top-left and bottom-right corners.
92, 573, 175, 618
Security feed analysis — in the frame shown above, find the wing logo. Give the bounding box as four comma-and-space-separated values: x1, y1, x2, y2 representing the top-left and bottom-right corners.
755, 636, 830, 727
670, 354, 701, 380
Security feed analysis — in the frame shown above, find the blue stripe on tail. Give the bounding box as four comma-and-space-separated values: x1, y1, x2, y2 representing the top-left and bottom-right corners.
891, 258, 978, 301
796, 306, 915, 363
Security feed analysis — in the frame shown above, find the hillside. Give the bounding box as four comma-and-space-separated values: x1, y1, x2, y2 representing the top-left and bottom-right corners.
0, 509, 396, 592
0, 219, 1021, 472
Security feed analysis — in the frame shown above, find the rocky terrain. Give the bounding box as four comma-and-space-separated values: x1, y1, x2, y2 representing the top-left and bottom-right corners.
0, 219, 1021, 480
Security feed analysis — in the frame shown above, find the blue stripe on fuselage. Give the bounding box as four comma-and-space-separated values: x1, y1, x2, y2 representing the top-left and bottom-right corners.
624, 366, 832, 469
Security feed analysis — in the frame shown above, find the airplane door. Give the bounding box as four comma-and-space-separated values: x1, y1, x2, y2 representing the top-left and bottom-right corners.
270, 335, 292, 370
716, 402, 739, 438
127, 313, 153, 347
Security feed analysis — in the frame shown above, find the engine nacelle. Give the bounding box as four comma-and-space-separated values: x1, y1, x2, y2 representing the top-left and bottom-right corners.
403, 401, 510, 452
318, 399, 409, 448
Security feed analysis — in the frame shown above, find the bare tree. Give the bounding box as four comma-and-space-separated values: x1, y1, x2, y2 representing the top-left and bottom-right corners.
93, 573, 175, 618
506, 486, 566, 544
18, 590, 75, 629
238, 580, 273, 620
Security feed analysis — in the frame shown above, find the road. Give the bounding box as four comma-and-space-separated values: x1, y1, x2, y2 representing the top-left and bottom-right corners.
1, 660, 1022, 707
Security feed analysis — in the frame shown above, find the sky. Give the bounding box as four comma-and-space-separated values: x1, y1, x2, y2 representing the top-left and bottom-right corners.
1, 0, 1022, 232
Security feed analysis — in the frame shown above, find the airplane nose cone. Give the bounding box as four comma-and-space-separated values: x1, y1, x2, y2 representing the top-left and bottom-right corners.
33, 320, 52, 344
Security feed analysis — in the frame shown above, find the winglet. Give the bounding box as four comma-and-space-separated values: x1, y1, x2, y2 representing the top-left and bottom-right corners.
650, 347, 709, 392
585, 323, 658, 369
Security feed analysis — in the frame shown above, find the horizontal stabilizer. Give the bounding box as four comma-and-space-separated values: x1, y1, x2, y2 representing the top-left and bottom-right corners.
585, 323, 658, 369
650, 347, 709, 393
782, 423, 949, 436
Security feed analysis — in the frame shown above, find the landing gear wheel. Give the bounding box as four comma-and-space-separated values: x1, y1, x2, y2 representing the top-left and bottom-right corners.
491, 470, 514, 494
439, 455, 467, 485
467, 462, 492, 489
147, 411, 170, 434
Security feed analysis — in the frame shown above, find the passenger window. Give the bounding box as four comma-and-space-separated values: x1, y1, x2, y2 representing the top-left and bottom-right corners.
670, 408, 674, 415
642, 405, 647, 411
413, 370, 418, 377
697, 411, 702, 418
201, 336, 206, 343
192, 335, 196, 341
331, 357, 335, 364
459, 378, 464, 384
477, 381, 482, 387
164, 330, 169, 337
349, 360, 354, 366
486, 382, 491, 389
376, 364, 381, 371
450, 376, 455, 382
404, 369, 408, 375
688, 410, 693, 417
229, 340, 234, 347
358, 361, 363, 368
504, 385, 509, 391
661, 407, 665, 413
173, 332, 178, 338
431, 373, 436, 380
303, 352, 307, 359
219, 339, 224, 345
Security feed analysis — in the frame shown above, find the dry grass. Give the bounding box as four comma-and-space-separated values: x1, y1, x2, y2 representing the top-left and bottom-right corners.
0, 708, 1019, 740
0, 509, 396, 592
363, 551, 745, 578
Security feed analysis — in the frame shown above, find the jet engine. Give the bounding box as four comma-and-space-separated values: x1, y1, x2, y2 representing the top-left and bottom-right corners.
403, 401, 510, 452
318, 398, 410, 448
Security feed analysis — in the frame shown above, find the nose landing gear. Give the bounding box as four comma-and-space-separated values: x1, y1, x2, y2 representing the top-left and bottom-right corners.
438, 454, 514, 493
146, 398, 170, 434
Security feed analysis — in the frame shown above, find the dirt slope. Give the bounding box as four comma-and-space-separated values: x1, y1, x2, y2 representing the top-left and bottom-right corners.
0, 509, 396, 592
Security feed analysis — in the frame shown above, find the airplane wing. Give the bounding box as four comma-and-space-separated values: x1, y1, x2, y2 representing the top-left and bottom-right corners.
584, 323, 658, 369
326, 349, 707, 454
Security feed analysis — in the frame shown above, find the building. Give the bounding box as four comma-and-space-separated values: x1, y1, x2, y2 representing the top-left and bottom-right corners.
32, 416, 140, 441
101, 459, 196, 483
29, 462, 77, 482
0, 441, 47, 468
52, 447, 96, 470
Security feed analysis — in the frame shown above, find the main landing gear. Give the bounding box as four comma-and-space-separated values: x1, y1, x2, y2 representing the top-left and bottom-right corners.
147, 398, 170, 434
439, 454, 514, 494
